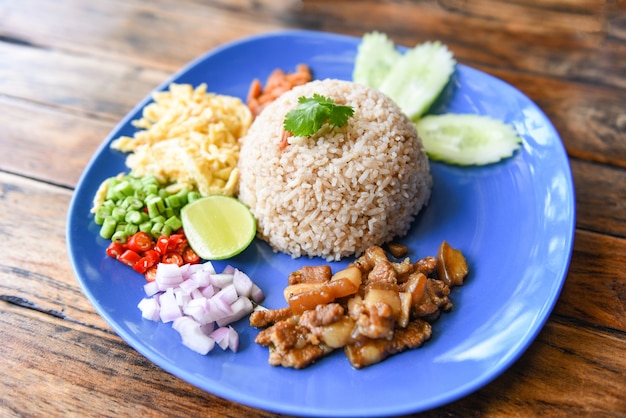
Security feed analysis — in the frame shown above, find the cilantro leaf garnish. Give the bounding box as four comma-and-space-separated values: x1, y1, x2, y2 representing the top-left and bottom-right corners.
283, 94, 354, 137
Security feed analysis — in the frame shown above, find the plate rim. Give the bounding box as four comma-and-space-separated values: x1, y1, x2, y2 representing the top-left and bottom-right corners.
66, 29, 576, 417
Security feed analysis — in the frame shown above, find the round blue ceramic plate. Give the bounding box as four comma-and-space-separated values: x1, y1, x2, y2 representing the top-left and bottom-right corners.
67, 30, 575, 417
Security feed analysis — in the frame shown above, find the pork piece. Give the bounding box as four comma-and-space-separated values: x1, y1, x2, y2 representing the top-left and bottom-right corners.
299, 303, 355, 348
348, 294, 396, 340
366, 259, 398, 285
255, 316, 334, 368
391, 257, 415, 283
414, 255, 437, 277
288, 265, 332, 285
353, 245, 388, 273
250, 306, 293, 328
344, 319, 432, 369
412, 279, 453, 321
299, 303, 345, 328
386, 242, 408, 258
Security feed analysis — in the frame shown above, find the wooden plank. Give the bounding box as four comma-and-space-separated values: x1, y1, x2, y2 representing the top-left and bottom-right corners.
440, 319, 626, 416
0, 0, 281, 72
0, 173, 107, 329
1, 299, 623, 416
554, 230, 626, 332
1, 41, 625, 171
480, 68, 626, 168
0, 96, 111, 187
571, 159, 626, 238
0, 304, 276, 418
0, 41, 168, 118
295, 0, 625, 90
0, 0, 623, 89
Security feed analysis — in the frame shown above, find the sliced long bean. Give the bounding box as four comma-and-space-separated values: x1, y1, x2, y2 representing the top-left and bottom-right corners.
93, 173, 200, 241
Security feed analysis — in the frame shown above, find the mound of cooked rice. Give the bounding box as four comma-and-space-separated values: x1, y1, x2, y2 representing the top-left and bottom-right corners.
237, 79, 432, 261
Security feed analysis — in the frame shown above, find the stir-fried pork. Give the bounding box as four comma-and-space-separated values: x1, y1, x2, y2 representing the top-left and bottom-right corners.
253, 242, 468, 369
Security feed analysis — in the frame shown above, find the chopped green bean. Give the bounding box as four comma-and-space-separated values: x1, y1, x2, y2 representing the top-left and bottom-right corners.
150, 222, 164, 239
99, 217, 117, 239
111, 207, 126, 222
165, 195, 181, 209
93, 172, 201, 243
151, 215, 166, 224
124, 223, 139, 235
139, 221, 153, 233
95, 205, 111, 225
165, 215, 183, 231
187, 191, 201, 203
145, 184, 158, 196
112, 230, 128, 244
161, 224, 173, 237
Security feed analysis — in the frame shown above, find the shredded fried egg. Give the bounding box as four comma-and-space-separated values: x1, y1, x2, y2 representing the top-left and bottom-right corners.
110, 83, 252, 196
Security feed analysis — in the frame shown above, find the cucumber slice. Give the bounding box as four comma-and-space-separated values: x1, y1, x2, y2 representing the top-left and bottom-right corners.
353, 31, 401, 89
416, 114, 522, 166
378, 41, 455, 121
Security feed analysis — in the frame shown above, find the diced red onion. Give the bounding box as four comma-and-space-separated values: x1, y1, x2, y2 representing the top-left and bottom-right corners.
216, 296, 254, 327
210, 326, 231, 350
200, 284, 216, 299
233, 268, 254, 298
137, 262, 264, 355
143, 280, 160, 297
209, 273, 234, 288
222, 265, 236, 275
175, 288, 191, 307
137, 297, 160, 321
215, 283, 239, 305
250, 283, 265, 303
159, 288, 182, 323
227, 326, 239, 352
172, 316, 215, 355
179, 277, 199, 294
155, 263, 184, 291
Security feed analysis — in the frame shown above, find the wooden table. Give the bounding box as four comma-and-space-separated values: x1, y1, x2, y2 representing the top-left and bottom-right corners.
1, 0, 624, 416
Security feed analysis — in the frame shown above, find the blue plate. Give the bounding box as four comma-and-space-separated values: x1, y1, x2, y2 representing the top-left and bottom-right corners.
67, 30, 575, 417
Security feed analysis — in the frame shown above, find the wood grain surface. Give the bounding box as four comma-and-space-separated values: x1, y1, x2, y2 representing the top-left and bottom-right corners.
1, 0, 624, 416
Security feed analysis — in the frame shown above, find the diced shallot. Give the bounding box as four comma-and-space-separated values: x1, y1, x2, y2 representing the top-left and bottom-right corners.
137, 262, 264, 356
143, 280, 160, 297
158, 288, 182, 323
214, 284, 239, 305
210, 273, 234, 288
233, 268, 254, 298
172, 316, 215, 355
137, 297, 160, 321
250, 283, 265, 304
155, 263, 184, 291
210, 326, 239, 352
217, 296, 254, 327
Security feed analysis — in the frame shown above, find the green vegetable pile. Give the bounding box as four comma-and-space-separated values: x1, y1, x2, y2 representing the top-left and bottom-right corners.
93, 173, 201, 243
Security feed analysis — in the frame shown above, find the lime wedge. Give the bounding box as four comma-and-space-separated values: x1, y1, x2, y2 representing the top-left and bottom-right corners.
181, 195, 256, 260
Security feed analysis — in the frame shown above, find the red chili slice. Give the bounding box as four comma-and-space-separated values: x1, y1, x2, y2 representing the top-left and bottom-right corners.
118, 249, 141, 267
106, 242, 126, 259
162, 252, 184, 266
144, 265, 158, 282
181, 246, 200, 264
167, 233, 187, 253
127, 231, 153, 253
133, 257, 154, 274
155, 236, 169, 254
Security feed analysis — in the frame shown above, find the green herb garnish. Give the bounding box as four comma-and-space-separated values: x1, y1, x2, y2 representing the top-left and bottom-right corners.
283, 94, 354, 137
